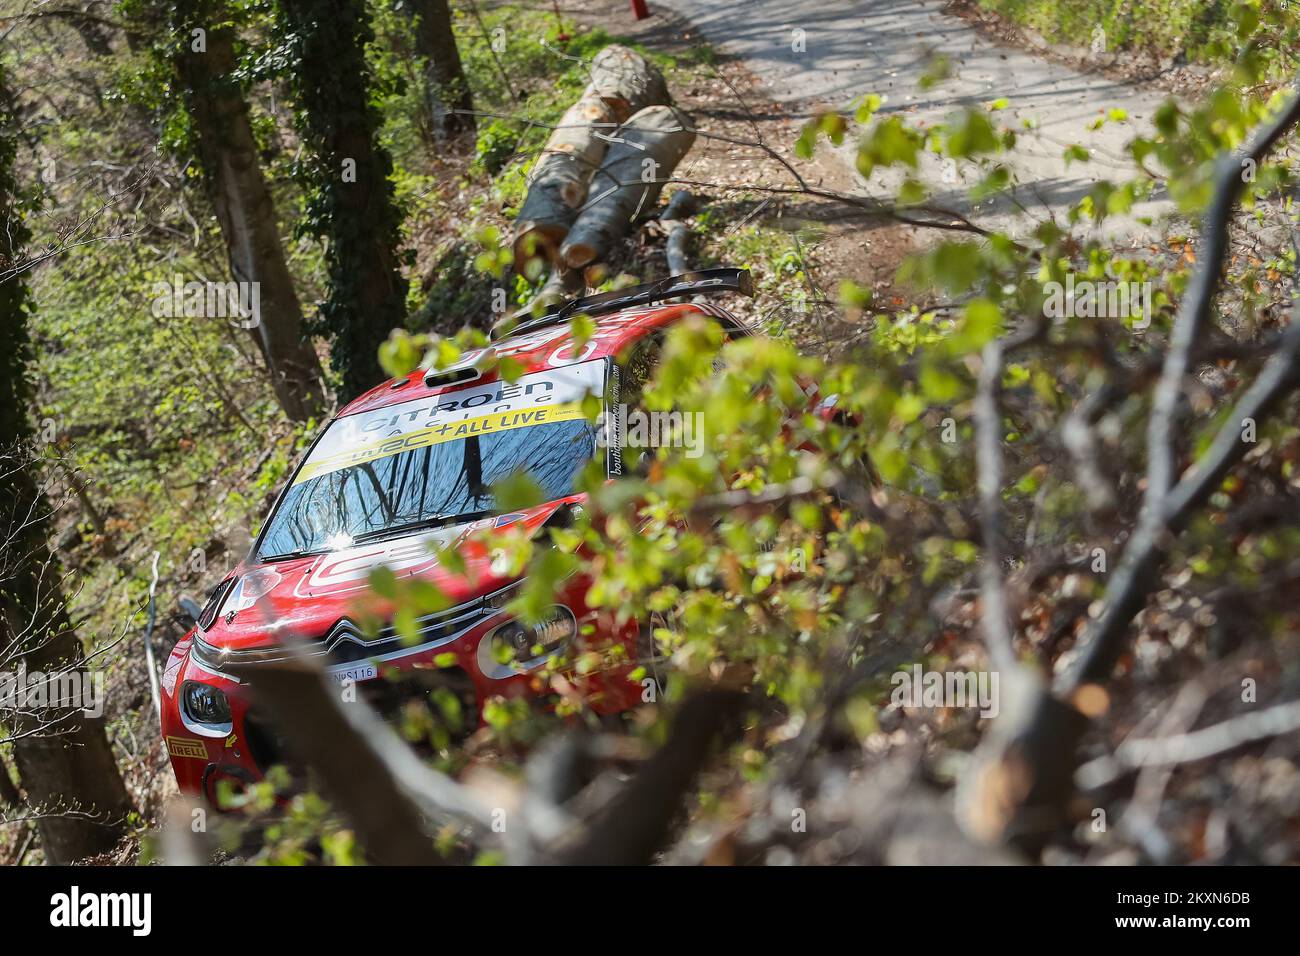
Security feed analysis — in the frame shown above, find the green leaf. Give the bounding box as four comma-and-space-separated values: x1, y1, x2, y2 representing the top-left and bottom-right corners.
950, 298, 1002, 353
919, 53, 952, 90
368, 565, 399, 599
970, 165, 1010, 200
497, 354, 526, 383
819, 112, 847, 145
893, 391, 925, 424
945, 110, 1000, 158
898, 178, 928, 205
429, 338, 462, 371
856, 116, 922, 178
854, 93, 884, 123
1063, 144, 1090, 166
795, 120, 818, 159
919, 361, 965, 402
838, 279, 873, 311
378, 330, 425, 379
492, 473, 545, 510
568, 313, 596, 349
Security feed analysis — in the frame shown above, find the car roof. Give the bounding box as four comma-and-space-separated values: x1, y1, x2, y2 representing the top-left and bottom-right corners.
337, 300, 745, 419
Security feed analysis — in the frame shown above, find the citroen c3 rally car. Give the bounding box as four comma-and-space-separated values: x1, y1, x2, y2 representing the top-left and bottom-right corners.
161, 269, 758, 801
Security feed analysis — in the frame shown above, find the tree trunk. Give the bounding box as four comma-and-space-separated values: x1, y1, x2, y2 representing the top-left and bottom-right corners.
0, 507, 136, 864
405, 0, 475, 141
174, 3, 327, 422
50, 456, 112, 556
560, 105, 695, 270
0, 754, 20, 807
0, 63, 135, 863
278, 0, 412, 401
513, 45, 669, 270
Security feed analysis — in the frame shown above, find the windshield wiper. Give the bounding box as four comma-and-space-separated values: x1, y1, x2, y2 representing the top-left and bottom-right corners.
350, 510, 496, 544
260, 547, 327, 562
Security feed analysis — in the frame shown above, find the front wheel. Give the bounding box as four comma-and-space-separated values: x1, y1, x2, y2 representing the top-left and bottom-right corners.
636, 609, 676, 700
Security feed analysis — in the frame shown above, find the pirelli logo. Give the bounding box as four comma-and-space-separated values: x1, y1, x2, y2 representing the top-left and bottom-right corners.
167, 735, 208, 760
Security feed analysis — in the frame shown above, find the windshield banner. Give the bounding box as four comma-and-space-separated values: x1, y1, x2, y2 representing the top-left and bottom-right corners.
294, 360, 605, 485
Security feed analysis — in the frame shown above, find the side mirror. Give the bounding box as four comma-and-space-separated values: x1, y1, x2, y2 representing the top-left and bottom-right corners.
177, 595, 203, 628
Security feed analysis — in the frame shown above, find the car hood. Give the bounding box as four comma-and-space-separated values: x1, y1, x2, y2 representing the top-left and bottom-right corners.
197, 497, 579, 654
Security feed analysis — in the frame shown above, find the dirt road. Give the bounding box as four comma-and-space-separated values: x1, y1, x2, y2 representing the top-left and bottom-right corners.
652, 0, 1172, 238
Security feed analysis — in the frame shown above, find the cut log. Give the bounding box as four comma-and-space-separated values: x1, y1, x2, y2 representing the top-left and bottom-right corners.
560, 105, 696, 271
529, 266, 585, 311
586, 44, 670, 121
512, 45, 669, 269
493, 268, 585, 338
511, 91, 612, 267
659, 189, 696, 276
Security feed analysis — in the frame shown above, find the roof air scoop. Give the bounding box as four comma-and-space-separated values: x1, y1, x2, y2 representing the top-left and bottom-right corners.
422, 364, 483, 390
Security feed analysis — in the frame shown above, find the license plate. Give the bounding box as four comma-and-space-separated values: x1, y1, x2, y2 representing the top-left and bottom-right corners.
327, 663, 377, 684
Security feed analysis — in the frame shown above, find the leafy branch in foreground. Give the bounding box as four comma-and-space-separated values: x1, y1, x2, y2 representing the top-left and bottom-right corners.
183, 38, 1300, 867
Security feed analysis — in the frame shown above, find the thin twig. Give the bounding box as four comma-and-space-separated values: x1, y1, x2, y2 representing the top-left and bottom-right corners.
974, 338, 1016, 670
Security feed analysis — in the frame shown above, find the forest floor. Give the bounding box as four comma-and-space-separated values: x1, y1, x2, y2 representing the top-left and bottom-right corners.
561, 1, 919, 353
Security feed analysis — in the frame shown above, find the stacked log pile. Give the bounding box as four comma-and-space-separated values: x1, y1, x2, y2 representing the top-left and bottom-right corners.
512, 45, 669, 269
512, 45, 696, 282
559, 105, 695, 282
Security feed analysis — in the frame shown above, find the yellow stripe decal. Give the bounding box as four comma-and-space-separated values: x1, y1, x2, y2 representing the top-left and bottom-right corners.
294, 401, 588, 485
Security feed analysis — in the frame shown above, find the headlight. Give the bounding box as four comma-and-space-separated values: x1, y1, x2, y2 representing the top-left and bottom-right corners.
488, 606, 576, 664
181, 681, 231, 724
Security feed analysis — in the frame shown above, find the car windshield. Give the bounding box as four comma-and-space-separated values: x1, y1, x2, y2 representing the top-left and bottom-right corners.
257, 360, 604, 560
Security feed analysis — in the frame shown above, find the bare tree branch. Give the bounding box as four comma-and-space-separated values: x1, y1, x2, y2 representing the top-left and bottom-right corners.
974, 338, 1016, 671
230, 654, 496, 865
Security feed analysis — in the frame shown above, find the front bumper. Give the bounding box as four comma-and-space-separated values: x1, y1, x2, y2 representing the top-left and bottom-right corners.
161, 587, 644, 802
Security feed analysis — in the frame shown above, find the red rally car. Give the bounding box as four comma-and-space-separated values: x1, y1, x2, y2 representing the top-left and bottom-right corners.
160, 269, 757, 802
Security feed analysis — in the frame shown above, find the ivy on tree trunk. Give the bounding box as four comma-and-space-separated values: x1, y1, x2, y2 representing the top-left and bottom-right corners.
277, 0, 411, 401
0, 62, 135, 864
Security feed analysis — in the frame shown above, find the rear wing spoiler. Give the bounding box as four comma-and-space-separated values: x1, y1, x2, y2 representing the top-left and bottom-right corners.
491, 267, 754, 341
